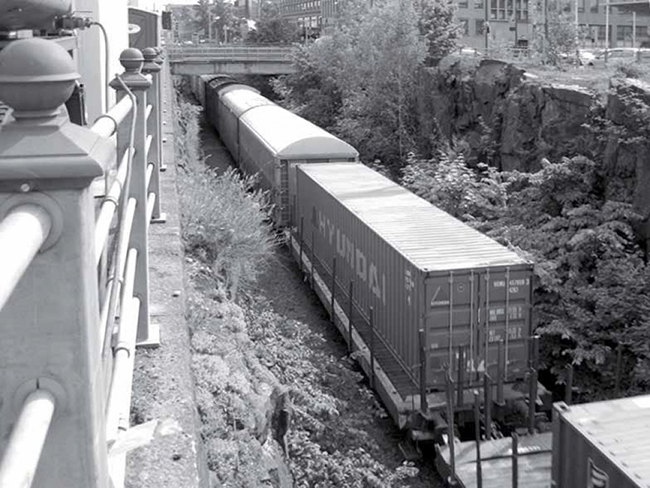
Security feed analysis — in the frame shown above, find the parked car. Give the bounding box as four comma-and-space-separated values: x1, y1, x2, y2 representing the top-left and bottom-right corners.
586, 47, 650, 67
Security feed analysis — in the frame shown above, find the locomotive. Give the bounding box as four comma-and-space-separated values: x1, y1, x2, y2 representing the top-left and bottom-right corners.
190, 74, 551, 442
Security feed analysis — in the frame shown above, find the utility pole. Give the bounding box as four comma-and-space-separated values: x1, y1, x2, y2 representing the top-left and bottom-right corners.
605, 2, 610, 63
484, 0, 490, 51
575, 0, 580, 61
544, 0, 549, 54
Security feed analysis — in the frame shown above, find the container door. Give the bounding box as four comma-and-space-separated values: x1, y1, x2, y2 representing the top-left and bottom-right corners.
424, 271, 479, 389
476, 268, 532, 382
424, 267, 533, 390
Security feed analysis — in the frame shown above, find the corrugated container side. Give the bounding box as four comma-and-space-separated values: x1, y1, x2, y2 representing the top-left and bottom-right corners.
552, 398, 650, 488
296, 164, 418, 388
216, 100, 239, 159
296, 163, 533, 393
238, 120, 275, 191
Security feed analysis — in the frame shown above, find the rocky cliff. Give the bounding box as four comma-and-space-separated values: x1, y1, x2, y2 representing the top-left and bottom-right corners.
418, 57, 650, 219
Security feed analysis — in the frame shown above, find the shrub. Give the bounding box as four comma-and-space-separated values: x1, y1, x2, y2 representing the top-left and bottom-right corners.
403, 149, 650, 400
174, 94, 277, 300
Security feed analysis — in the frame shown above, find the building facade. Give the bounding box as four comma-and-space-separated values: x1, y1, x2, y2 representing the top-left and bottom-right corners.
278, 0, 324, 36
456, 0, 650, 50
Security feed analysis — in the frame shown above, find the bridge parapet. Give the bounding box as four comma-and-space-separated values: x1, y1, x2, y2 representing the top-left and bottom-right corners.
167, 45, 297, 75
0, 38, 164, 488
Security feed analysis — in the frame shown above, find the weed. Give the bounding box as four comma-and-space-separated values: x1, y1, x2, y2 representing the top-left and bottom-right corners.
173, 93, 277, 300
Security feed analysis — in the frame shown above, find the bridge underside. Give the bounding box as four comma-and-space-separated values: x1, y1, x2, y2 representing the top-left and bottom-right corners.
170, 61, 296, 75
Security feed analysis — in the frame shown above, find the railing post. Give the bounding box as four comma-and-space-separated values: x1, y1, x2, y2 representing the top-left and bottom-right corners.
141, 47, 166, 224
0, 38, 112, 487
109, 49, 158, 347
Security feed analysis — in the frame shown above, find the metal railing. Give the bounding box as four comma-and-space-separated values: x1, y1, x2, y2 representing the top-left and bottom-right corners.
0, 39, 165, 488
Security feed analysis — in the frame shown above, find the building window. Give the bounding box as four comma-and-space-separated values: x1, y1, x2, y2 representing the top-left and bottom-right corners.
459, 0, 468, 8
476, 19, 485, 34
474, 0, 484, 8
459, 19, 469, 35
618, 25, 633, 44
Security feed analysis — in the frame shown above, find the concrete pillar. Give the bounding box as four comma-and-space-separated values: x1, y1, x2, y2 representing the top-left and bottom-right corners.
0, 38, 114, 488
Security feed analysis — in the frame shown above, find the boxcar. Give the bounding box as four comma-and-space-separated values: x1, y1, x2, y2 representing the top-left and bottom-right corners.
294, 163, 533, 402
233, 105, 358, 226
215, 86, 274, 162
552, 396, 650, 488
202, 76, 239, 123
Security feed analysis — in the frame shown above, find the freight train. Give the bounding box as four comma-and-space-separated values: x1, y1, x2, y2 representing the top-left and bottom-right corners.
189, 74, 551, 442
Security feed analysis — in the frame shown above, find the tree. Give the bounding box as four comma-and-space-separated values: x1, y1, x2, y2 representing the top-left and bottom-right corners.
247, 2, 299, 45
402, 151, 650, 400
530, 0, 582, 65
414, 0, 462, 64
196, 0, 240, 43
275, 0, 449, 171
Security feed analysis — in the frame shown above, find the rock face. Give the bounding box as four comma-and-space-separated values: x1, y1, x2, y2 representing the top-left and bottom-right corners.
418, 59, 650, 220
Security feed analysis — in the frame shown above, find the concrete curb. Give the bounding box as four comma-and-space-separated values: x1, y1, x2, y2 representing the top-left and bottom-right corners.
125, 61, 207, 488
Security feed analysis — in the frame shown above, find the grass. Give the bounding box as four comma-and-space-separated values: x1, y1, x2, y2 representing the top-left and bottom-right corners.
174, 93, 277, 300
173, 87, 290, 487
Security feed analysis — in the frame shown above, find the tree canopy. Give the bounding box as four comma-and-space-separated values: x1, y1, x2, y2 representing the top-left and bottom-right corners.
196, 0, 240, 43
247, 2, 300, 44
273, 0, 460, 172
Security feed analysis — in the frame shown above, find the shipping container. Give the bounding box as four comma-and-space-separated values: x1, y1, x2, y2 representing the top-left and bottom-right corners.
552, 396, 650, 488
295, 163, 533, 396
234, 105, 358, 226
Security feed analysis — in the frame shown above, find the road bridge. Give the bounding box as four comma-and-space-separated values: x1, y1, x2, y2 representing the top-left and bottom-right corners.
167, 46, 297, 75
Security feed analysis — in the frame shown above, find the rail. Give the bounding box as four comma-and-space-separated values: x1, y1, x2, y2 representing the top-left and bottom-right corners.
0, 39, 165, 488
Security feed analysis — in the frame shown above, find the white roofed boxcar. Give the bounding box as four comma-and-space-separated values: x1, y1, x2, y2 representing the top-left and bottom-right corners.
211, 85, 358, 225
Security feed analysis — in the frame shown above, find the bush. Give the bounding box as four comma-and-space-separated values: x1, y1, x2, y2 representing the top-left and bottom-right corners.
174, 94, 277, 300
403, 150, 650, 400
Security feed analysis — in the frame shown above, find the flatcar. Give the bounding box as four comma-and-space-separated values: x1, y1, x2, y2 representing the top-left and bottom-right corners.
195, 75, 549, 440
202, 79, 359, 226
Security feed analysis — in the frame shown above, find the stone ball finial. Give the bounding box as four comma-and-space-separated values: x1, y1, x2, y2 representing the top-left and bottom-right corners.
142, 47, 157, 61
119, 48, 145, 73
0, 38, 79, 118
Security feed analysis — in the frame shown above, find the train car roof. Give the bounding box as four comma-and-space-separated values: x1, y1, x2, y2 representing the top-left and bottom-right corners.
297, 163, 529, 272
207, 76, 237, 88
219, 86, 272, 117
239, 105, 358, 159
555, 394, 650, 486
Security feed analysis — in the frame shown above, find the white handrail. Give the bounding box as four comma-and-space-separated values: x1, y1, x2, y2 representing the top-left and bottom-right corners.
91, 96, 134, 139
95, 148, 132, 265
0, 389, 56, 488
0, 204, 52, 312
105, 248, 139, 440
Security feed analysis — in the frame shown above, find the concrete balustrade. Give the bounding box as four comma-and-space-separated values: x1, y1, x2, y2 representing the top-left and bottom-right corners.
0, 37, 164, 488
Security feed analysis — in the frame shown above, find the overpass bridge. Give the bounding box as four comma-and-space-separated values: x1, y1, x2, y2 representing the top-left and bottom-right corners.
167, 46, 297, 75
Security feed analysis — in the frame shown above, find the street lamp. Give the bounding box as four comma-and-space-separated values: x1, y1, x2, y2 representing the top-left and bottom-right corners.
210, 15, 221, 43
